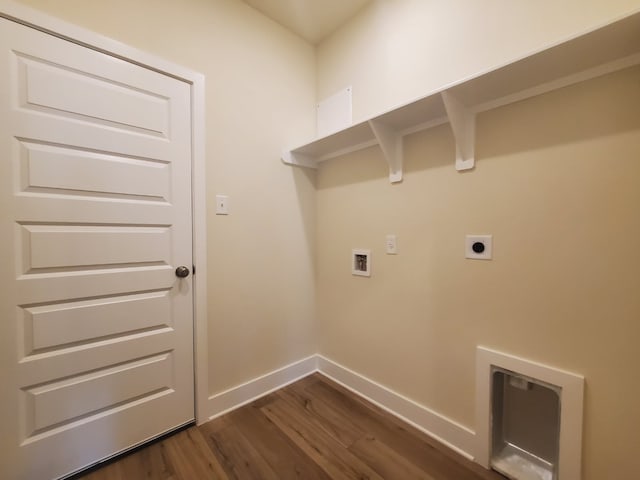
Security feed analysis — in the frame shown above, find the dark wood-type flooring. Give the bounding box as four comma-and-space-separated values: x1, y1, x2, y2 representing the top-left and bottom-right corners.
75, 373, 505, 479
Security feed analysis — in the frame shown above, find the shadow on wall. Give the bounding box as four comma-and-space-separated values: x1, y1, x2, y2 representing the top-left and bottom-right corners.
316, 122, 456, 190
290, 165, 317, 261
315, 65, 640, 190
477, 65, 640, 160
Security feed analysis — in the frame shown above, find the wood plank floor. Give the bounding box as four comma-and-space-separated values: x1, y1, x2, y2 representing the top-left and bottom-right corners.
74, 373, 505, 480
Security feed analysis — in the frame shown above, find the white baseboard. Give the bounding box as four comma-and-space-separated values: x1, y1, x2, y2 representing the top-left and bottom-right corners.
316, 355, 476, 460
207, 355, 318, 420
207, 353, 476, 461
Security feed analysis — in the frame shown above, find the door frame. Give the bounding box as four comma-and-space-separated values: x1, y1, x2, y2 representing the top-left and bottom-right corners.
0, 0, 209, 424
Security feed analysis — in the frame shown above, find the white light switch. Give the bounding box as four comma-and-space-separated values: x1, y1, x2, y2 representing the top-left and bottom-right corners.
216, 195, 230, 215
385, 235, 397, 254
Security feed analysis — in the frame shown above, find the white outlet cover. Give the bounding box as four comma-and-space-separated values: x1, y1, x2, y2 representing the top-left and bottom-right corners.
466, 235, 492, 260
216, 194, 230, 215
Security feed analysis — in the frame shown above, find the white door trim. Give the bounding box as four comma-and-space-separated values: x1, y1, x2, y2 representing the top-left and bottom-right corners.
0, 0, 209, 424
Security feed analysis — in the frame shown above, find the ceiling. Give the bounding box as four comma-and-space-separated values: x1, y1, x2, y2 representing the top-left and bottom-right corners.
241, 0, 372, 44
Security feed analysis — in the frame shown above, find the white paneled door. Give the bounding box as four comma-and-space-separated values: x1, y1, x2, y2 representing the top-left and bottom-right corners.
0, 17, 195, 480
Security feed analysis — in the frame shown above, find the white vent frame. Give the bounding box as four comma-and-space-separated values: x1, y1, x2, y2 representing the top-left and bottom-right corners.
475, 346, 584, 480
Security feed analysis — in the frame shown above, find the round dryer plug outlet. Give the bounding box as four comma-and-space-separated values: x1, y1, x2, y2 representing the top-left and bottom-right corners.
465, 235, 492, 260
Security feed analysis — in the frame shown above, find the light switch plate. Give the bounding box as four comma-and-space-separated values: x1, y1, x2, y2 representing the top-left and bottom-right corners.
466, 235, 492, 260
385, 235, 397, 254
216, 195, 230, 215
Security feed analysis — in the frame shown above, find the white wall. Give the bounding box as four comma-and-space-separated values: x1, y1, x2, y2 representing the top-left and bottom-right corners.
316, 2, 640, 479
317, 0, 640, 120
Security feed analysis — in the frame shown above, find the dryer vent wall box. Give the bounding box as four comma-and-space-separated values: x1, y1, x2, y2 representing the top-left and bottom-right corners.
491, 368, 561, 480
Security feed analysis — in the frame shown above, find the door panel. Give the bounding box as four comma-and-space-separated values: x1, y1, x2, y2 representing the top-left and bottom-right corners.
22, 224, 171, 270
0, 17, 195, 480
25, 291, 172, 352
21, 141, 171, 200
25, 352, 174, 434
19, 55, 170, 135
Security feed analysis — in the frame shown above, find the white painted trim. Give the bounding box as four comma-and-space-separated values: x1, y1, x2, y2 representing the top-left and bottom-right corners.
0, 0, 200, 83
317, 139, 378, 162
369, 119, 403, 183
441, 90, 475, 171
205, 354, 477, 459
190, 76, 208, 425
316, 355, 476, 460
473, 52, 640, 115
399, 116, 449, 138
0, 0, 209, 425
207, 356, 318, 420
475, 346, 584, 480
205, 353, 490, 465
282, 150, 318, 169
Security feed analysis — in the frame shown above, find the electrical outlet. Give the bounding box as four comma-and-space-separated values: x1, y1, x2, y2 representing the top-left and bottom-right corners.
466, 235, 492, 260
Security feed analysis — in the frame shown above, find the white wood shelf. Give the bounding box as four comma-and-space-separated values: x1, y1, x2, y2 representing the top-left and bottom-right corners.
282, 11, 640, 183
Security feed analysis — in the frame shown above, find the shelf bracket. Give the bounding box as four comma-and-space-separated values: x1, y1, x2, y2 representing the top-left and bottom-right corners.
441, 90, 475, 171
368, 119, 403, 183
281, 150, 318, 169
